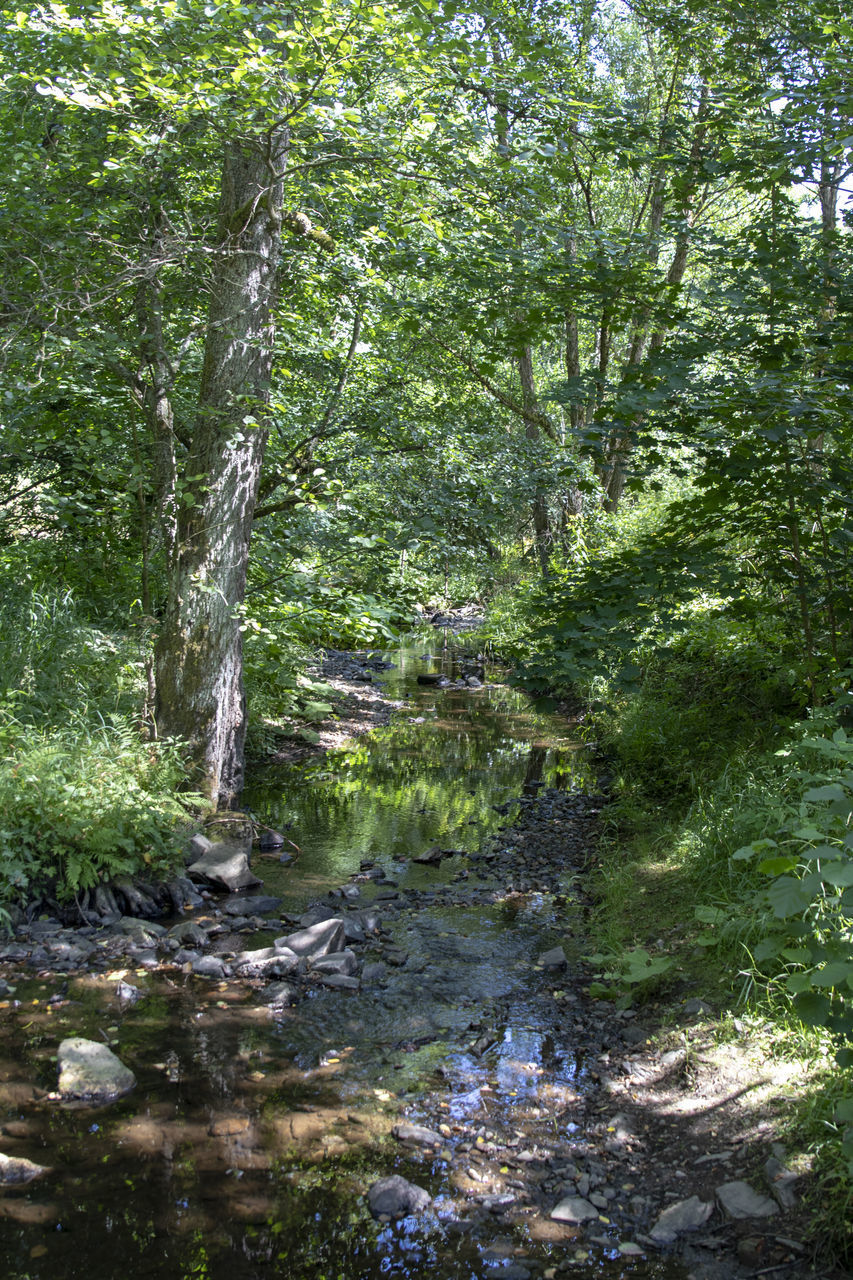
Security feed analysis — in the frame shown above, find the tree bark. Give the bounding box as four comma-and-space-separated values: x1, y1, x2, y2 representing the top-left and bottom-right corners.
154, 129, 288, 806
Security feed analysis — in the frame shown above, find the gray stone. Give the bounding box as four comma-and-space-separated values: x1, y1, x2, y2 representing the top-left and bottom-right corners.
233, 946, 300, 977
368, 1174, 431, 1218
116, 981, 141, 1004
192, 955, 231, 979
186, 832, 213, 864
650, 1196, 714, 1242
353, 908, 381, 933
261, 982, 299, 1008
539, 946, 567, 969
276, 917, 345, 959
223, 895, 282, 916
0, 1152, 50, 1184
167, 921, 209, 946
392, 1122, 443, 1148
319, 973, 360, 990
115, 917, 167, 942
683, 998, 714, 1017
361, 962, 387, 983
343, 918, 366, 944
550, 1196, 599, 1223
187, 840, 261, 892
765, 1156, 798, 1209
716, 1180, 779, 1220
311, 949, 359, 976
57, 1038, 135, 1103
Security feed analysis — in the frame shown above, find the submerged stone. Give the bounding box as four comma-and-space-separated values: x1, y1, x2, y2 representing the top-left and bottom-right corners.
57, 1038, 136, 1103
368, 1174, 431, 1218
0, 1152, 50, 1184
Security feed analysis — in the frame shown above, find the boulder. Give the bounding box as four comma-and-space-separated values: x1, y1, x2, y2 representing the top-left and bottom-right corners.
57, 1038, 136, 1103
187, 839, 261, 892
367, 1175, 431, 1219
276, 918, 346, 960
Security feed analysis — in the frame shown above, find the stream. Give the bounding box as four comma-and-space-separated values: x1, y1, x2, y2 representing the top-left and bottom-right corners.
0, 637, 688, 1280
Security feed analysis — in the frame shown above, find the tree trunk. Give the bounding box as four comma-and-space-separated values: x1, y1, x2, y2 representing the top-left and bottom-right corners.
519, 343, 551, 575
154, 130, 287, 807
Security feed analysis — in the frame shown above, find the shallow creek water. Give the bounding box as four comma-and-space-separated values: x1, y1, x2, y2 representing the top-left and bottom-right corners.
0, 638, 686, 1280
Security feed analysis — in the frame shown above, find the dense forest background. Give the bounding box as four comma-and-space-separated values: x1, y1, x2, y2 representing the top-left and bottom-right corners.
0, 0, 851, 1246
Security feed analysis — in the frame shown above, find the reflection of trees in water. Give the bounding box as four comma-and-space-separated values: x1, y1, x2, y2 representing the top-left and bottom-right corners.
522, 745, 547, 794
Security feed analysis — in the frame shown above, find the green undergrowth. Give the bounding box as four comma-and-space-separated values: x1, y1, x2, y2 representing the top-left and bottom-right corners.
0, 589, 196, 910
577, 644, 853, 1261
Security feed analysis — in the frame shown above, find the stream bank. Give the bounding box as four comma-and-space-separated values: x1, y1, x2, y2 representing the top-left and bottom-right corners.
0, 636, 843, 1280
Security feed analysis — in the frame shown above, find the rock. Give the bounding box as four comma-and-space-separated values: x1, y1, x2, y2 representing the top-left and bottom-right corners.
392, 1122, 443, 1148
683, 998, 713, 1017
539, 946, 567, 969
115, 917, 166, 942
260, 982, 299, 1008
618, 1242, 645, 1257
361, 962, 387, 983
233, 946, 300, 977
116, 981, 141, 1004
716, 1181, 780, 1220
353, 908, 381, 933
343, 918, 366, 944
465, 676, 482, 688
0, 1153, 50, 1185
257, 828, 285, 850
167, 921, 209, 946
413, 845, 443, 864
57, 1038, 136, 1103
223, 895, 282, 916
368, 1175, 432, 1219
192, 955, 231, 979
185, 832, 213, 864
416, 673, 444, 686
166, 877, 204, 912
550, 1196, 599, 1223
765, 1156, 798, 1209
276, 917, 346, 959
649, 1196, 714, 1242
319, 974, 360, 990
311, 949, 359, 976
187, 840, 261, 892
